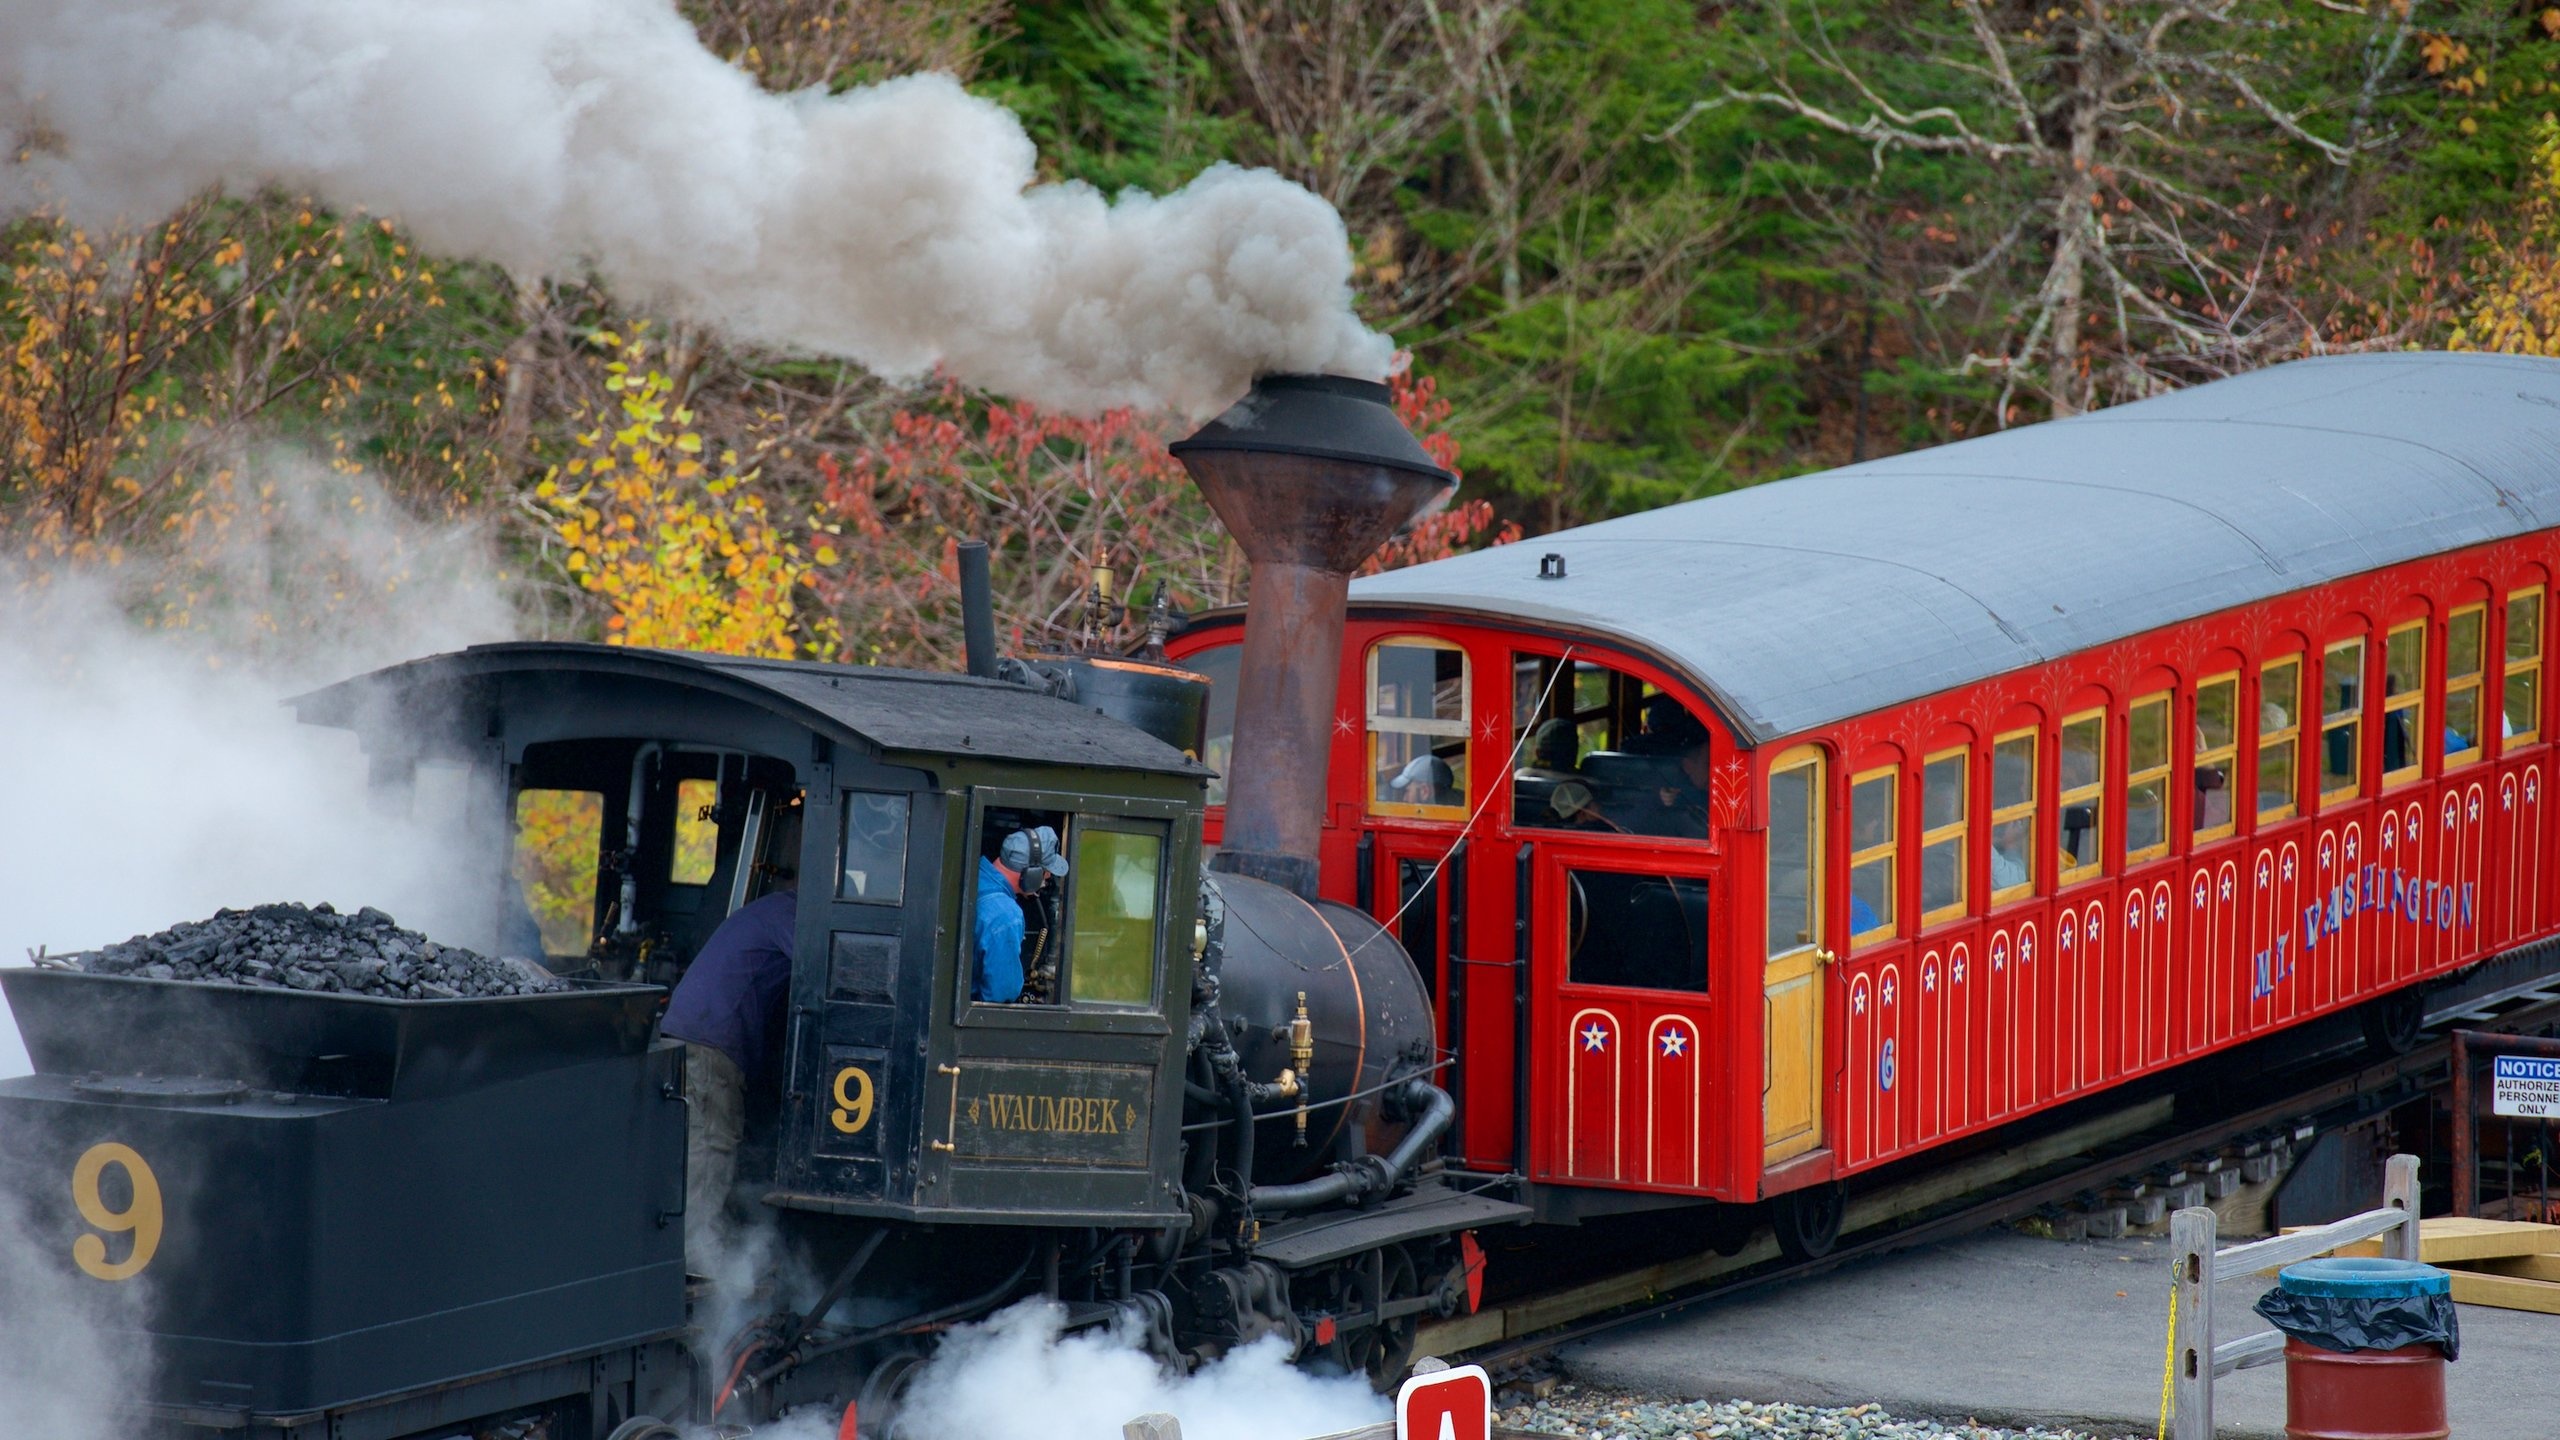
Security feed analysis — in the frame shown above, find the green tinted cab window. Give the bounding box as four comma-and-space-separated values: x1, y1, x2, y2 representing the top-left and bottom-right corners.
1070, 829, 1162, 1006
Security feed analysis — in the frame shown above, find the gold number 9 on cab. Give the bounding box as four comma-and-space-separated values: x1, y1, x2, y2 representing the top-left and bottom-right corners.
830, 1065, 875, 1135
71, 1141, 163, 1282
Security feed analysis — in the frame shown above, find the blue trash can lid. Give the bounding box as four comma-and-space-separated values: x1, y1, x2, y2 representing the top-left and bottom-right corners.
2276, 1257, 2452, 1298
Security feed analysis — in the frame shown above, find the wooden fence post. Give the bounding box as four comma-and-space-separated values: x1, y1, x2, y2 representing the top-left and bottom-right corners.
2170, 1206, 2216, 1440
2381, 1152, 2422, 1262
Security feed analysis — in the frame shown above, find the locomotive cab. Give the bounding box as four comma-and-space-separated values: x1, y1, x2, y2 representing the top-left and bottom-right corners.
296, 641, 1205, 1231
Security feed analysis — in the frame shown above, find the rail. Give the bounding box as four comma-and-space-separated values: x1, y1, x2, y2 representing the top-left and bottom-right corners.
2163, 1152, 2419, 1440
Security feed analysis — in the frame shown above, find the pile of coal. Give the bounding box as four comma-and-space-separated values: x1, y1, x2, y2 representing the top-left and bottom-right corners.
73, 902, 566, 999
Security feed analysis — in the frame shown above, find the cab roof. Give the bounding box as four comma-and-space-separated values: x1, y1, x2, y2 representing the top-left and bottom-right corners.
293, 642, 1209, 778
1348, 352, 2560, 747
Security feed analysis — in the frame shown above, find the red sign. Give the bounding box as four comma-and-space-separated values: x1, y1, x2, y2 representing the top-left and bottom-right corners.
1396, 1364, 1491, 1440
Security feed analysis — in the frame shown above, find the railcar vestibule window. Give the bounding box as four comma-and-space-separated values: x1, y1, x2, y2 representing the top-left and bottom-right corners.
2058, 711, 2104, 883
1765, 754, 1820, 955
1368, 639, 1470, 820
1989, 732, 2034, 904
2125, 693, 2171, 863
1919, 749, 1968, 924
2382, 622, 2425, 785
2507, 589, 2543, 744
2194, 675, 2238, 842
1510, 653, 1712, 838
2445, 606, 2486, 767
1848, 768, 1897, 942
2259, 658, 2303, 821
1567, 869, 1709, 991
2321, 640, 2365, 803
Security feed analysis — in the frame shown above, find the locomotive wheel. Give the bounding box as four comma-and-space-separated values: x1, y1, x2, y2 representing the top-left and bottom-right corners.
1332, 1247, 1421, 1390
1704, 1202, 1756, 1258
856, 1348, 933, 1440
604, 1420, 682, 1440
2360, 987, 2425, 1056
1771, 1183, 1843, 1263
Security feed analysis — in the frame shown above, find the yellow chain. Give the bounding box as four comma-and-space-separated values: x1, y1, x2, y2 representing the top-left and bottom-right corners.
2156, 1265, 2181, 1440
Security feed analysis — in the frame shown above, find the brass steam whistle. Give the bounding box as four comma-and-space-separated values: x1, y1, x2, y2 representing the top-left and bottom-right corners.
1289, 991, 1315, 1147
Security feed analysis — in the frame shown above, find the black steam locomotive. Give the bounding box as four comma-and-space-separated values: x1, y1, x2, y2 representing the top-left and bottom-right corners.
0, 377, 1524, 1439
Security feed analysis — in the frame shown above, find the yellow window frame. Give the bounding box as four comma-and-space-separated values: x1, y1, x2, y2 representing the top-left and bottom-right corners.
1988, 728, 2036, 906
1847, 764, 1900, 946
2445, 604, 2486, 770
2057, 707, 2106, 886
2508, 588, 2544, 746
2381, 619, 2425, 789
2124, 691, 2173, 866
1918, 745, 1970, 927
2192, 672, 2240, 844
2259, 657, 2303, 823
2320, 638, 2366, 806
1765, 747, 1827, 960
1365, 636, 1471, 821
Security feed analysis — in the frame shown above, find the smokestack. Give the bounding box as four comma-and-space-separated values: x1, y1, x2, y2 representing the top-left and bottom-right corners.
1170, 375, 1455, 899
957, 539, 999, 679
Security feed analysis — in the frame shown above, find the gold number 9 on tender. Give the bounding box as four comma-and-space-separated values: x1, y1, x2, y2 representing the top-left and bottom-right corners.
830, 1065, 875, 1135
71, 1141, 163, 1282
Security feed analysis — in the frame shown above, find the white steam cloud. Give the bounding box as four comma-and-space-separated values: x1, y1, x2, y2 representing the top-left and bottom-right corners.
755, 1300, 1390, 1440
0, 0, 1394, 418
0, 456, 517, 1077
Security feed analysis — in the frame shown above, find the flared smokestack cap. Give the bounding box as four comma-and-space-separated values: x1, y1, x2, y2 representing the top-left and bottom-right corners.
1171, 375, 1456, 569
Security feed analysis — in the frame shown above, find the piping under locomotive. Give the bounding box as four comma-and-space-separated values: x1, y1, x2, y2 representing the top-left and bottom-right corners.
0, 374, 1523, 1439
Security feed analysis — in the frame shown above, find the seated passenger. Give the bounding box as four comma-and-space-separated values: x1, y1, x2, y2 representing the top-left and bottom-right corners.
1548, 781, 1628, 832
2194, 753, 2231, 832
1989, 843, 2028, 893
976, 826, 1068, 1004
659, 881, 799, 1271
1849, 891, 1885, 935
1613, 711, 1712, 838
1625, 694, 1693, 756
1517, 719, 1580, 781
1387, 754, 1457, 807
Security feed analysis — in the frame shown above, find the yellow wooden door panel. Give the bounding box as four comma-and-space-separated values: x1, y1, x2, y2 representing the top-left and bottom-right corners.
1763, 954, 1822, 1163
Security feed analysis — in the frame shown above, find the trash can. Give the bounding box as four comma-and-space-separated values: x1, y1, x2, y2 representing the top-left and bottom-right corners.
2252, 1256, 2458, 1440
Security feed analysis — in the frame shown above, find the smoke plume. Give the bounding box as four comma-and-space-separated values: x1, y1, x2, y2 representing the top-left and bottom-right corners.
0, 455, 517, 1077
0, 0, 1394, 418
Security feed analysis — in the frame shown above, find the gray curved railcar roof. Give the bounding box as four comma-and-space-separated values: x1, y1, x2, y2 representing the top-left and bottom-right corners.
294, 641, 1208, 778
1349, 352, 2560, 747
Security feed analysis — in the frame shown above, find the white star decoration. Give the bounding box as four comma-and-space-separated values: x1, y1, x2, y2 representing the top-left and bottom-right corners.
1658, 1027, 1688, 1058
2020, 934, 2035, 961
1923, 966, 1939, 993
2283, 855, 2297, 881
1852, 989, 1868, 1015
1579, 1022, 1610, 1053
2221, 875, 2235, 900
1882, 976, 1898, 1005
2154, 896, 2169, 921
2086, 917, 2101, 941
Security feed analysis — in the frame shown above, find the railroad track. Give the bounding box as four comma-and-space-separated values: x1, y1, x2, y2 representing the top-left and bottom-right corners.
1425, 965, 2560, 1371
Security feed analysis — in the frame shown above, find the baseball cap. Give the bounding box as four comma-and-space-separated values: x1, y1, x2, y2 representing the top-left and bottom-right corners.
1001, 825, 1070, 878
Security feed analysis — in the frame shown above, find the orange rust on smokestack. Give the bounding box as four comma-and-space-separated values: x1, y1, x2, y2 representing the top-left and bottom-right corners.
1170, 375, 1455, 899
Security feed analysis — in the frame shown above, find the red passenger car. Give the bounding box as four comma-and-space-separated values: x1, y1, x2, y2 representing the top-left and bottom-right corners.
1168, 352, 2560, 1256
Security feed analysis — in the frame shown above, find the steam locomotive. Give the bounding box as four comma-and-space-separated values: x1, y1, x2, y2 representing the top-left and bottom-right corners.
0, 376, 1516, 1439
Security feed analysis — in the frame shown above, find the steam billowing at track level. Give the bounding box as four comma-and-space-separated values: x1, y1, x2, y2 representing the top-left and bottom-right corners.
0, 0, 1393, 418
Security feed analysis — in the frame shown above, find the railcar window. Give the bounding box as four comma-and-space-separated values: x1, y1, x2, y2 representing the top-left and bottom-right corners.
1919, 749, 1968, 924
2381, 622, 2426, 786
2445, 607, 2485, 768
1848, 768, 1897, 943
513, 788, 604, 959
2259, 658, 2303, 822
2125, 693, 2172, 864
1369, 640, 1470, 820
1192, 643, 1241, 806
2194, 675, 2239, 842
2057, 710, 2104, 884
670, 777, 719, 886
1567, 869, 1709, 991
837, 792, 908, 904
1988, 731, 2035, 904
1067, 828, 1163, 1007
1765, 756, 1820, 956
1510, 654, 1713, 838
2321, 640, 2365, 803
2507, 590, 2543, 744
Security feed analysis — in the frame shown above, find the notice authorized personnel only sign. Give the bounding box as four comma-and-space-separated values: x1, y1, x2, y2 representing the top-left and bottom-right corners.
2492, 1054, 2560, 1118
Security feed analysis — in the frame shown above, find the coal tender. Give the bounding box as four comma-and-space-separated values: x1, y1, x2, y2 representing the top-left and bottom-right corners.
0, 375, 1522, 1440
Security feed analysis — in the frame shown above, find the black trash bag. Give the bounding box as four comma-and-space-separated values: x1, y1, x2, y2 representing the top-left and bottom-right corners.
2252, 1287, 2460, 1361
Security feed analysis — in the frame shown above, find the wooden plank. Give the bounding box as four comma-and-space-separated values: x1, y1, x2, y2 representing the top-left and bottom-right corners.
2227, 1207, 2408, 1276
2211, 1328, 2285, 1376
2446, 1268, 2560, 1315
2318, 1216, 2560, 1265
2469, 1253, 2560, 1283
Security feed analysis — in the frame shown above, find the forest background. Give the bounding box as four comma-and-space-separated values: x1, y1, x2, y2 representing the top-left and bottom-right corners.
14, 0, 2560, 668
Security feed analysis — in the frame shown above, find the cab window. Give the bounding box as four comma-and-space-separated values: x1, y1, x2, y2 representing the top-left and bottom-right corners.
1511, 652, 1713, 839
838, 791, 908, 903
1067, 827, 1162, 1007
968, 806, 1167, 1011
514, 788, 604, 959
1368, 639, 1469, 819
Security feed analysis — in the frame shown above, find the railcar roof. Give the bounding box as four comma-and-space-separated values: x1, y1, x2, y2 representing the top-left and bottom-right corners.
294, 642, 1207, 778
1349, 352, 2560, 747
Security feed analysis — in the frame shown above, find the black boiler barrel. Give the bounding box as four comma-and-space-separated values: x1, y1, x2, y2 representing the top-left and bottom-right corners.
1208, 872, 1435, 1184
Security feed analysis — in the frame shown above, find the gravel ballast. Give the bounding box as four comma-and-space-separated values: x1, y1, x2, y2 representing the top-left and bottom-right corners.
72, 902, 564, 999
1503, 1383, 2141, 1440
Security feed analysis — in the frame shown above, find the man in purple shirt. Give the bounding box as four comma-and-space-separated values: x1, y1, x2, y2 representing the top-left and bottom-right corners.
660, 888, 798, 1268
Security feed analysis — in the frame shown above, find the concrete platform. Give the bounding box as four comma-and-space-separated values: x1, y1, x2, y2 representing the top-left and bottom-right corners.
1561, 1228, 2560, 1439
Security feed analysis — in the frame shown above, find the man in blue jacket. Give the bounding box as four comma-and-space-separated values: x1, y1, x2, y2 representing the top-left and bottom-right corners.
975, 825, 1067, 1003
